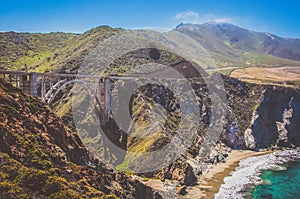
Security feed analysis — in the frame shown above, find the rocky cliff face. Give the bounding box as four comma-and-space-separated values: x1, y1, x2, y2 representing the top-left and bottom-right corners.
209, 75, 299, 151
244, 87, 300, 149
124, 74, 300, 188
60, 71, 299, 192
0, 79, 161, 199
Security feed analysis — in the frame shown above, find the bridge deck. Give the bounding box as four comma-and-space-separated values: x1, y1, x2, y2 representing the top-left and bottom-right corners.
0, 70, 192, 80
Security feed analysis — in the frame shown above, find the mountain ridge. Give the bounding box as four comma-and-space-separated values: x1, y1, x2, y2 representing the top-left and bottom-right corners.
1, 23, 300, 73
175, 22, 300, 67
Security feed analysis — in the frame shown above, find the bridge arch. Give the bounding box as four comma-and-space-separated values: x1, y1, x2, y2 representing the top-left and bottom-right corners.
44, 79, 93, 104
43, 78, 111, 125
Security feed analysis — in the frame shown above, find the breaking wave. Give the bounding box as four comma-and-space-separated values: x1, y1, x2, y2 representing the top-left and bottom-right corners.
215, 149, 300, 199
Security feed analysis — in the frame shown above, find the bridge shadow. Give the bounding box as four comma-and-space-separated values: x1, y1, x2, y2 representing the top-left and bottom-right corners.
100, 116, 128, 166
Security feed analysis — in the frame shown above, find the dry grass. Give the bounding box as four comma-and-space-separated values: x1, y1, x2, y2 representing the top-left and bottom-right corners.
231, 66, 300, 87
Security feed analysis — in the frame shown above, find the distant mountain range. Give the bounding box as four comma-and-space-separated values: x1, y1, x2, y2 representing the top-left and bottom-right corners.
175, 22, 300, 68
1, 22, 300, 73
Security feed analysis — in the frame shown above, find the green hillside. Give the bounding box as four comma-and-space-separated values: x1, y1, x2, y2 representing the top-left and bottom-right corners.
0, 31, 77, 71
0, 26, 120, 73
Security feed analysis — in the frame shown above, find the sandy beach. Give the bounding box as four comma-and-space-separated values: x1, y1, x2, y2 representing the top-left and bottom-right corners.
140, 150, 274, 198
185, 150, 273, 199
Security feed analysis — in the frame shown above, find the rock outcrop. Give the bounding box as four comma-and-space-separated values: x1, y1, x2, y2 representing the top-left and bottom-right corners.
244, 87, 300, 149
90, 73, 299, 190
130, 75, 300, 189
0, 79, 161, 198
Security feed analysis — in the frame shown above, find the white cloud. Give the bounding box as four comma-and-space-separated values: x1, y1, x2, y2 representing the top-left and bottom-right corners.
175, 11, 234, 24
204, 14, 233, 24
132, 26, 172, 32
175, 11, 202, 24
214, 17, 233, 23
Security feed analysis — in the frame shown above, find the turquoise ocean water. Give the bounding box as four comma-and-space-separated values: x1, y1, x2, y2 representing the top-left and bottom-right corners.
253, 160, 300, 199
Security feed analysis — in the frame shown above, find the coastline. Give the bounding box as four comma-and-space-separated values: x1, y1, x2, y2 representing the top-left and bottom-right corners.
140, 149, 299, 198
185, 150, 274, 198
215, 148, 300, 199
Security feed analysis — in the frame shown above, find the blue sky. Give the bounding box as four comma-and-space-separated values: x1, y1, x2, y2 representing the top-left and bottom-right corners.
0, 0, 300, 38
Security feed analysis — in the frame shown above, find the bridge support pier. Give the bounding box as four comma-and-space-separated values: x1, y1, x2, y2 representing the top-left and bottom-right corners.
96, 77, 111, 124
104, 77, 111, 122
20, 73, 38, 97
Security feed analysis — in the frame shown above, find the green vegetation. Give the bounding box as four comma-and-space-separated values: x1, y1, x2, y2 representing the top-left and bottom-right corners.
0, 26, 120, 73
0, 153, 113, 198
0, 32, 77, 71
223, 40, 231, 47
243, 51, 300, 67
115, 159, 134, 175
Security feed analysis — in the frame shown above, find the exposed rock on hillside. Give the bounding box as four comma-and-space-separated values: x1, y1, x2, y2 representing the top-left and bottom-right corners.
119, 74, 300, 187
221, 75, 300, 150
244, 87, 300, 149
0, 79, 161, 198
50, 68, 299, 190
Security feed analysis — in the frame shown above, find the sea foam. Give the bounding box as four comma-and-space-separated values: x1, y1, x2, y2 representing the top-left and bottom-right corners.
215, 149, 300, 199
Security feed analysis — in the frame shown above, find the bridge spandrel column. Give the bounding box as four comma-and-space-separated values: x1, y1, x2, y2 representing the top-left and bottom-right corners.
96, 78, 103, 124
41, 77, 45, 99
31, 72, 38, 97
104, 77, 111, 122
15, 75, 19, 88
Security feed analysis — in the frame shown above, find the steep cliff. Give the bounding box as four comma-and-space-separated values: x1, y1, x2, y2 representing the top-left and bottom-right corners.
122, 74, 300, 187
244, 87, 300, 149
221, 76, 300, 150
